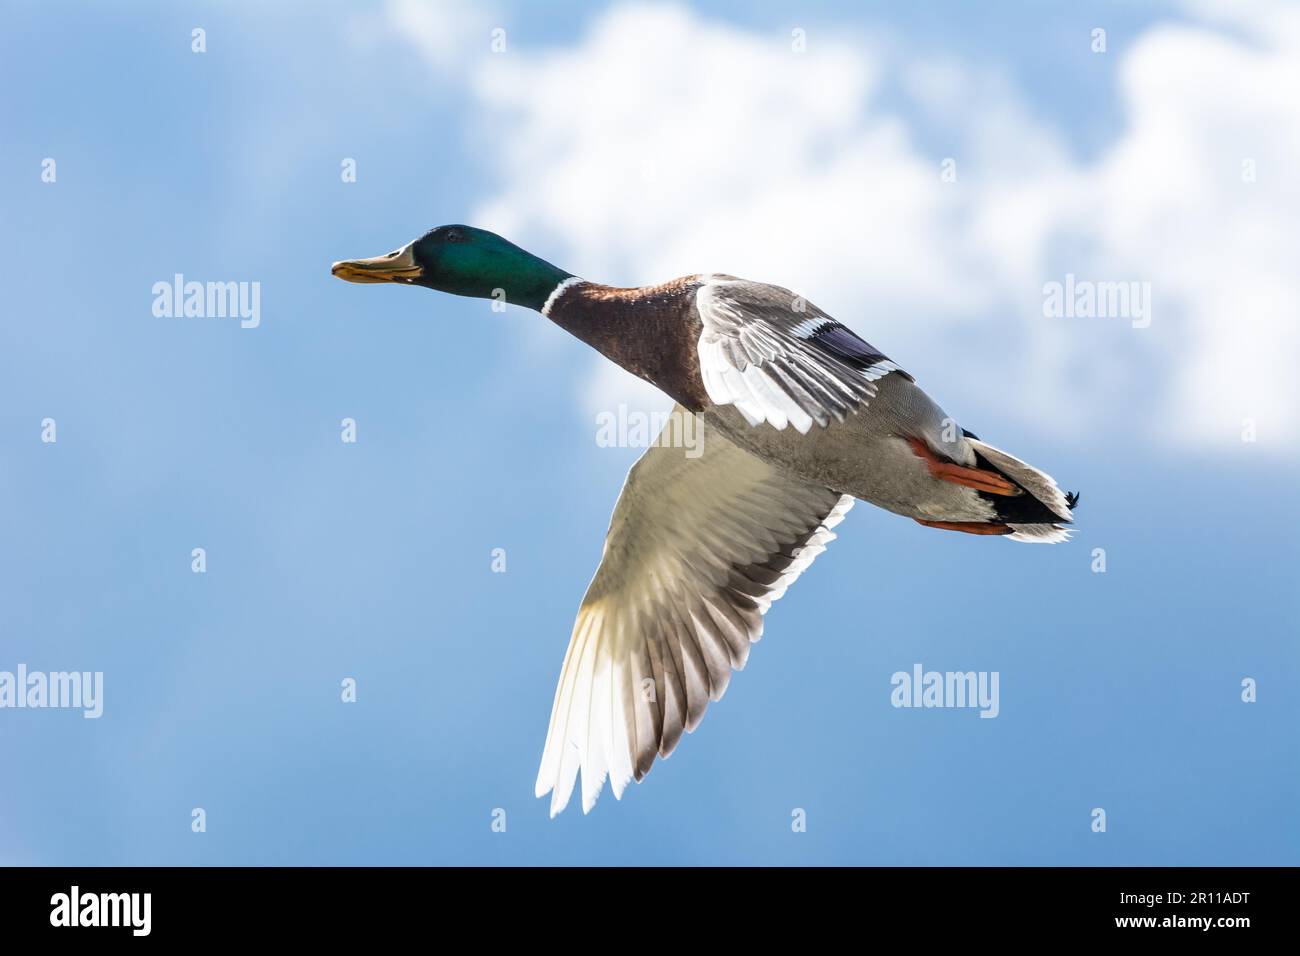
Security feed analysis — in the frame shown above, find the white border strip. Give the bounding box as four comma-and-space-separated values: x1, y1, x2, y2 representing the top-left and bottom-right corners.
541, 276, 585, 317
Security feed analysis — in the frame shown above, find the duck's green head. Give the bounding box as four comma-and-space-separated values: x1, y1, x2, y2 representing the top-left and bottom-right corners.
331, 225, 573, 312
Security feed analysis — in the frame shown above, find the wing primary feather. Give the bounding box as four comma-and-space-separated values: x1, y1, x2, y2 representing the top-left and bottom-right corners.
535, 408, 850, 814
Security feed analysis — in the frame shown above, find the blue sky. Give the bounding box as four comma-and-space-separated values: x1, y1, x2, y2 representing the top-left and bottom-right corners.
1, 0, 1296, 865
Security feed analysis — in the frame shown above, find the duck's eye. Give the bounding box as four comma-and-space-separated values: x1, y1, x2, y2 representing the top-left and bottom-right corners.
444, 230, 466, 243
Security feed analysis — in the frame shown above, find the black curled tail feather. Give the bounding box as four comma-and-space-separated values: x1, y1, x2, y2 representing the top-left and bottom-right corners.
963, 437, 1077, 532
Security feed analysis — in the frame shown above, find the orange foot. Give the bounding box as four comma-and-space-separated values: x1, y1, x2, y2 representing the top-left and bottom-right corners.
905, 437, 1021, 497
915, 518, 1012, 536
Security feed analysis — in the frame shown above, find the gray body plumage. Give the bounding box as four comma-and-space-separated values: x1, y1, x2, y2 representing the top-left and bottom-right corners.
702, 374, 996, 524
693, 275, 1003, 523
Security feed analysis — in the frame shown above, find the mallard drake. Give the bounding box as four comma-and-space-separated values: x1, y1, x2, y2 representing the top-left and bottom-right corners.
333, 225, 1079, 816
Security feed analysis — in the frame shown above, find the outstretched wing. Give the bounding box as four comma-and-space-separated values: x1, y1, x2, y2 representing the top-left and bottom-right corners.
535, 406, 852, 816
695, 276, 907, 433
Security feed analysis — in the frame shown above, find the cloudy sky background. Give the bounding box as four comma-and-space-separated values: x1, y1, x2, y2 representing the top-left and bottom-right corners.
1, 0, 1296, 864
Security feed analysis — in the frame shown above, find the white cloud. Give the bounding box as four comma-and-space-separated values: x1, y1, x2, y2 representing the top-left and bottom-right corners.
1082, 10, 1300, 446
385, 0, 499, 74
389, 0, 1300, 454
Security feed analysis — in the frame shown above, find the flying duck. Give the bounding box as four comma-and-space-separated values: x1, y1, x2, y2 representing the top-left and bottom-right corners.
332, 225, 1079, 816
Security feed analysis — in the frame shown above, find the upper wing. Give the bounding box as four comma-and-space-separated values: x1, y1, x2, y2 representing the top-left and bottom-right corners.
535, 406, 852, 816
695, 276, 906, 433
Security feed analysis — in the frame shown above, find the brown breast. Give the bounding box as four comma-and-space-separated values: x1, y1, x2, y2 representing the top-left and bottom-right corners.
545, 276, 711, 411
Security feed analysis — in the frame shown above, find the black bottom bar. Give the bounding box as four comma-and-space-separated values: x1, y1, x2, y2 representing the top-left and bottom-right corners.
0, 866, 1283, 941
